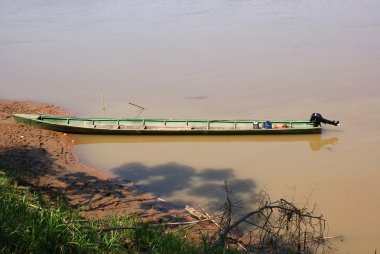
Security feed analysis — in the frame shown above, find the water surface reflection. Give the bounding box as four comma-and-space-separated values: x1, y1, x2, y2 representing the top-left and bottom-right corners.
75, 134, 340, 152
74, 133, 341, 214
112, 162, 257, 211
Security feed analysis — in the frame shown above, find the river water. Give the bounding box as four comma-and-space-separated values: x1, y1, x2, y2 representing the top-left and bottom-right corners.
1, 0, 380, 252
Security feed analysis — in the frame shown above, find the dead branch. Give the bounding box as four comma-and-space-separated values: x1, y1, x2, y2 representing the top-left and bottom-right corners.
209, 182, 333, 253
98, 218, 215, 232
99, 181, 334, 253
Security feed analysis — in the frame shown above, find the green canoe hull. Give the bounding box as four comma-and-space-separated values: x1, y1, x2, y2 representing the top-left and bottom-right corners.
13, 114, 322, 135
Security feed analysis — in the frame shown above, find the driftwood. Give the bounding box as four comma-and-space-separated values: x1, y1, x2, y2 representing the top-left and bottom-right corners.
98, 181, 333, 253
207, 181, 333, 253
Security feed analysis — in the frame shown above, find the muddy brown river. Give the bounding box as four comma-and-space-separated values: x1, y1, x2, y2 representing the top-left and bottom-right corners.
1, 1, 380, 252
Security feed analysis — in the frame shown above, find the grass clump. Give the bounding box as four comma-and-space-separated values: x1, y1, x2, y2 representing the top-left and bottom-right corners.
0, 169, 239, 254
129, 224, 196, 254
0, 169, 123, 253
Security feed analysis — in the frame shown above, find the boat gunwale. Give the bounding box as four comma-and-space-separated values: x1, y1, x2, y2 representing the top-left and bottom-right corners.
36, 115, 313, 124
13, 113, 322, 135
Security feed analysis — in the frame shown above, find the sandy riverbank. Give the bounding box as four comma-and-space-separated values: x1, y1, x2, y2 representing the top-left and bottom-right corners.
0, 100, 191, 221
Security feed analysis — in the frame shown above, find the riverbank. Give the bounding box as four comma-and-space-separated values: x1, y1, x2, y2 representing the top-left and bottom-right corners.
0, 100, 335, 253
0, 100, 191, 221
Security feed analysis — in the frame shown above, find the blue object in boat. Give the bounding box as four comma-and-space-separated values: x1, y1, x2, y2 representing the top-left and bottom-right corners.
263, 121, 272, 129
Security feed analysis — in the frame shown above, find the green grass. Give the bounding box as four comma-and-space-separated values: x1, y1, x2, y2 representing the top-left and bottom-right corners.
128, 224, 196, 254
0, 168, 240, 254
0, 170, 114, 253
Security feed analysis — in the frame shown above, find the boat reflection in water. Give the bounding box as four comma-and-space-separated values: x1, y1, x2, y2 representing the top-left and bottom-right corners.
74, 134, 339, 152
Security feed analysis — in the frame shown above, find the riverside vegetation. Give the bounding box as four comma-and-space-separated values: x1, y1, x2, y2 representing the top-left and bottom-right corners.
0, 165, 332, 254
0, 167, 238, 254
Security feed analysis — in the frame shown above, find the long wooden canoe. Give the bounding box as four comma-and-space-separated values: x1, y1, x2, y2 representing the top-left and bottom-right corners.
12, 113, 324, 135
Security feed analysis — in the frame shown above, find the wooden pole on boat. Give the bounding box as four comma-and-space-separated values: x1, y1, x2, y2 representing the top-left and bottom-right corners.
129, 102, 145, 117
99, 88, 106, 117
129, 102, 145, 110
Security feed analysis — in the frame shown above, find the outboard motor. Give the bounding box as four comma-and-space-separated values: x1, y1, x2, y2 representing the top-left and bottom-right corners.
310, 113, 340, 127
